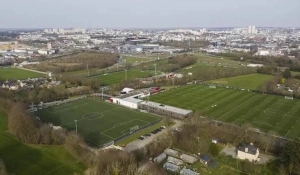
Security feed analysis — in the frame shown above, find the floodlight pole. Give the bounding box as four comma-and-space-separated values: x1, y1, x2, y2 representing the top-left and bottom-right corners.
125, 69, 127, 81
74, 120, 78, 135
154, 64, 157, 76
87, 64, 90, 76
101, 87, 104, 100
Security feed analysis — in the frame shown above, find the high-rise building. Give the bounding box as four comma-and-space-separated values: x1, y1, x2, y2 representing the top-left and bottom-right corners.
248, 26, 257, 34
47, 42, 52, 50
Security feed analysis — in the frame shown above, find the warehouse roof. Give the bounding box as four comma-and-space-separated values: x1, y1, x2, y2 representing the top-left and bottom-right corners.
141, 101, 192, 115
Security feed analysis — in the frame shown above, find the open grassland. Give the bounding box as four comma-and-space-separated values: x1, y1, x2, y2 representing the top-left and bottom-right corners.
123, 55, 156, 63
0, 112, 86, 175
150, 85, 300, 139
92, 70, 153, 86
207, 74, 274, 90
0, 68, 43, 80
35, 98, 161, 146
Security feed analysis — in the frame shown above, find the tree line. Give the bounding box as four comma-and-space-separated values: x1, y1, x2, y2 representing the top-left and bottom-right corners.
25, 52, 119, 73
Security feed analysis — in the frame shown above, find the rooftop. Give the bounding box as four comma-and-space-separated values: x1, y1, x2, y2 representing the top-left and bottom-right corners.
141, 101, 193, 115
237, 143, 258, 155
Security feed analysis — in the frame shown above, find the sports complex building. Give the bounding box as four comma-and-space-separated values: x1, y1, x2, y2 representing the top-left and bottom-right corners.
110, 90, 193, 119
138, 101, 192, 119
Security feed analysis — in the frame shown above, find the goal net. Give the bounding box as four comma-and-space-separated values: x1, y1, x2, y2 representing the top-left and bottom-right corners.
209, 85, 216, 88
130, 125, 140, 134
285, 96, 293, 100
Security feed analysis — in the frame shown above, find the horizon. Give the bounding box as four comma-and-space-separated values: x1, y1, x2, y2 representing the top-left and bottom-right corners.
1, 0, 299, 28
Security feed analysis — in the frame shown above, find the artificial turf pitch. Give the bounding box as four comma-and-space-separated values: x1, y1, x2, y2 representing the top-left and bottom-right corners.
150, 85, 300, 139
35, 98, 160, 146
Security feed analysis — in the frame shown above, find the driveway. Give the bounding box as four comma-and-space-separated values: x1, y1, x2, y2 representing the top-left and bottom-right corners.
124, 120, 182, 152
220, 145, 236, 158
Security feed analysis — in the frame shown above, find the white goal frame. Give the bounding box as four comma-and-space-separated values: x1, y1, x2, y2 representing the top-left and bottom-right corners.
284, 96, 293, 100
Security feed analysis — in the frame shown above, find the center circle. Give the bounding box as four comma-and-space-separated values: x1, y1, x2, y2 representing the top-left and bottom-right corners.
82, 112, 103, 120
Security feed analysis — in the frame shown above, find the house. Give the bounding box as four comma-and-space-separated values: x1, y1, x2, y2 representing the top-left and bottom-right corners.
200, 155, 211, 165
236, 143, 260, 162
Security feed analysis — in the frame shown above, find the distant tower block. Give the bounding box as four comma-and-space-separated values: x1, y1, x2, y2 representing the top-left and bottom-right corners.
47, 42, 52, 50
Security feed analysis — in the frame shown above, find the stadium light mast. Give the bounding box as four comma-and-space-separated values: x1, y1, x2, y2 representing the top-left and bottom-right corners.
125, 69, 127, 81
74, 120, 78, 135
87, 64, 90, 76
101, 87, 104, 100
154, 64, 157, 76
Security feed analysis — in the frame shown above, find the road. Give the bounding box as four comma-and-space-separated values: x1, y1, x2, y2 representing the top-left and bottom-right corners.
124, 120, 183, 152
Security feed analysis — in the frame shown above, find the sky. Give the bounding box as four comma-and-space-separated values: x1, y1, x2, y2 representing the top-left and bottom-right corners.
1, 0, 300, 28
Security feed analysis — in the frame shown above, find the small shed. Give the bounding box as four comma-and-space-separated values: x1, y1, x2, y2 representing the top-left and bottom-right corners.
180, 168, 200, 175
164, 148, 179, 158
163, 162, 180, 173
180, 154, 197, 164
167, 156, 184, 166
153, 153, 167, 164
200, 155, 211, 165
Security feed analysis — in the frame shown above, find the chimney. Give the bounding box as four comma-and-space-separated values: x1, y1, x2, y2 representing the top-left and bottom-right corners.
245, 148, 248, 153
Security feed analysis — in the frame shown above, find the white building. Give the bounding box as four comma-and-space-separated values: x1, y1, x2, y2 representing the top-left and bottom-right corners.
111, 92, 149, 109
248, 26, 258, 34
236, 143, 260, 162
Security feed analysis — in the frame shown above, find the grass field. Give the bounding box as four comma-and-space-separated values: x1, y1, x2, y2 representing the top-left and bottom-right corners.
150, 85, 300, 139
0, 111, 86, 175
92, 70, 153, 86
0, 68, 43, 80
207, 74, 274, 90
35, 98, 161, 146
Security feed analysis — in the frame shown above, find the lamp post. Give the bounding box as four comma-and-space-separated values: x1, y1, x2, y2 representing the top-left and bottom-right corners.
74, 120, 78, 135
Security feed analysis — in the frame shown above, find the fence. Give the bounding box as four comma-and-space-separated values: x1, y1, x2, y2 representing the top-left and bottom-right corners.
100, 119, 163, 148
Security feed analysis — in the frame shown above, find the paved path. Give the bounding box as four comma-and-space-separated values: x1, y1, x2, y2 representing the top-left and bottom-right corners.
17, 67, 48, 75
124, 120, 183, 152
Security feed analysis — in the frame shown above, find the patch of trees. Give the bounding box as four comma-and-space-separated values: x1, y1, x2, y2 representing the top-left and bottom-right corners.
281, 139, 300, 174
257, 66, 279, 75
164, 54, 197, 72
26, 52, 119, 73
217, 52, 300, 71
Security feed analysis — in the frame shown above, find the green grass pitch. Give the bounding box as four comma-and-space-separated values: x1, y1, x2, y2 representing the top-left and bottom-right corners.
35, 98, 161, 146
93, 70, 152, 86
0, 68, 44, 80
150, 85, 300, 139
0, 111, 86, 175
207, 73, 274, 90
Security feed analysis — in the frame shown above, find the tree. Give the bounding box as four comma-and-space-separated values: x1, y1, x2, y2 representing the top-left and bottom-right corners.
281, 139, 300, 174
283, 69, 292, 79
210, 143, 219, 156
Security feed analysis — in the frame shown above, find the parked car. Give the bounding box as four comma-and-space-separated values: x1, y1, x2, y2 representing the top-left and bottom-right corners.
145, 133, 151, 137
138, 136, 145, 140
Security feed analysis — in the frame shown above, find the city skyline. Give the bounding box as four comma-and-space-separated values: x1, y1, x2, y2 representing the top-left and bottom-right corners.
1, 0, 300, 28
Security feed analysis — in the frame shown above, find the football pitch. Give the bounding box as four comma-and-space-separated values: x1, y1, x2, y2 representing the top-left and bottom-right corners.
35, 98, 161, 146
150, 85, 300, 139
0, 68, 43, 80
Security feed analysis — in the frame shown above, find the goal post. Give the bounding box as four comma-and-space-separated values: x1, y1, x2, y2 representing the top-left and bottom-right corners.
130, 125, 140, 134
284, 96, 293, 100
